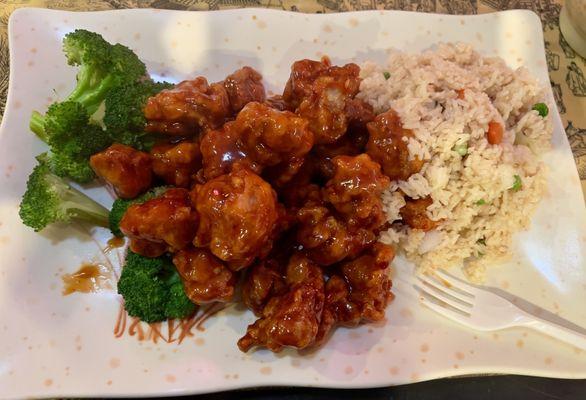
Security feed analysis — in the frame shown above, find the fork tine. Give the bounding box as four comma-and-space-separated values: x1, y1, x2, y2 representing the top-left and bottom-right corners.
419, 292, 473, 326
434, 269, 477, 297
417, 274, 474, 306
415, 278, 472, 315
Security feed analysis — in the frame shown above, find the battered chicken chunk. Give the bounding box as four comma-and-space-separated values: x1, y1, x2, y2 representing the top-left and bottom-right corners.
242, 258, 287, 315
316, 243, 394, 344
366, 108, 424, 181
339, 242, 394, 322
192, 169, 281, 270
224, 66, 266, 113
296, 205, 375, 266
323, 154, 390, 230
310, 128, 369, 181
264, 95, 289, 111
200, 102, 314, 181
144, 77, 231, 135
89, 143, 152, 199
241, 230, 300, 314
119, 188, 198, 255
199, 121, 255, 180
283, 58, 359, 109
400, 196, 440, 231
150, 141, 202, 188
314, 275, 359, 345
128, 238, 168, 258
173, 247, 236, 304
283, 57, 372, 144
238, 253, 325, 352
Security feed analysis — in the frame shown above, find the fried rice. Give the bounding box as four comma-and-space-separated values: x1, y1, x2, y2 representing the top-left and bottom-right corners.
358, 43, 553, 281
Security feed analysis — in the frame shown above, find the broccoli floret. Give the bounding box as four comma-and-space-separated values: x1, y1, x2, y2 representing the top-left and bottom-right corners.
104, 80, 173, 150
30, 101, 112, 183
117, 251, 196, 323
29, 30, 147, 141
19, 156, 109, 231
62, 29, 147, 115
109, 186, 169, 237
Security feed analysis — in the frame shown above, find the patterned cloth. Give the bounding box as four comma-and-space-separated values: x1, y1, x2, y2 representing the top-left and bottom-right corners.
0, 0, 584, 193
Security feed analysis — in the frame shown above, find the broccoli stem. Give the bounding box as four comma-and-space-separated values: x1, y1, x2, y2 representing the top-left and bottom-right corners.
47, 173, 109, 228
29, 111, 48, 142
66, 65, 93, 104
74, 75, 115, 115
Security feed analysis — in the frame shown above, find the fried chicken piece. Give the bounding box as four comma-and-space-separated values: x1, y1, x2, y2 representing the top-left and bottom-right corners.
283, 58, 360, 109
199, 122, 258, 180
366, 108, 424, 181
237, 102, 313, 166
400, 196, 440, 231
323, 154, 390, 230
89, 143, 153, 199
296, 91, 348, 145
311, 128, 369, 181
128, 238, 167, 258
264, 95, 289, 111
144, 77, 230, 135
315, 243, 394, 345
262, 157, 306, 188
283, 57, 369, 144
173, 247, 236, 304
200, 102, 314, 182
296, 205, 375, 266
314, 275, 360, 345
192, 169, 280, 270
120, 188, 198, 254
242, 258, 287, 315
340, 243, 394, 322
238, 253, 325, 352
344, 98, 376, 128
224, 66, 266, 113
150, 141, 202, 188
279, 183, 322, 210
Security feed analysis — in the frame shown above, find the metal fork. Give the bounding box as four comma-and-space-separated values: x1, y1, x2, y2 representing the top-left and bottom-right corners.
414, 269, 586, 350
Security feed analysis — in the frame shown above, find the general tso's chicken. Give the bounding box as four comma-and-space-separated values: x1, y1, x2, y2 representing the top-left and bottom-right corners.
279, 182, 322, 210
199, 122, 256, 180
144, 77, 231, 135
366, 108, 424, 181
323, 154, 390, 230
314, 275, 360, 345
224, 67, 266, 114
200, 102, 314, 182
296, 205, 375, 266
339, 242, 394, 322
264, 95, 289, 111
128, 238, 168, 258
283, 57, 371, 144
283, 58, 360, 109
400, 196, 440, 231
150, 141, 202, 188
173, 247, 236, 304
192, 169, 281, 270
310, 128, 369, 181
344, 98, 376, 129
237, 102, 314, 167
241, 258, 287, 315
238, 253, 325, 352
119, 188, 198, 255
89, 143, 153, 199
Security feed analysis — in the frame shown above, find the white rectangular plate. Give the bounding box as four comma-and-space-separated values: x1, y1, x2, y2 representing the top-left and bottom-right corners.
0, 7, 585, 399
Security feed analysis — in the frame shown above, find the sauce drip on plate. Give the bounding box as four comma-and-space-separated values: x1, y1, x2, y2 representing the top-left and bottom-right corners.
62, 263, 113, 295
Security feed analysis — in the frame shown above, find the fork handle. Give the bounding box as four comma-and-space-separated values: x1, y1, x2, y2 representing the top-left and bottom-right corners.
521, 317, 586, 351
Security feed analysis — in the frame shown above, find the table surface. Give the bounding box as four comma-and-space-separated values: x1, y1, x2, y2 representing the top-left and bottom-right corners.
0, 1, 585, 399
